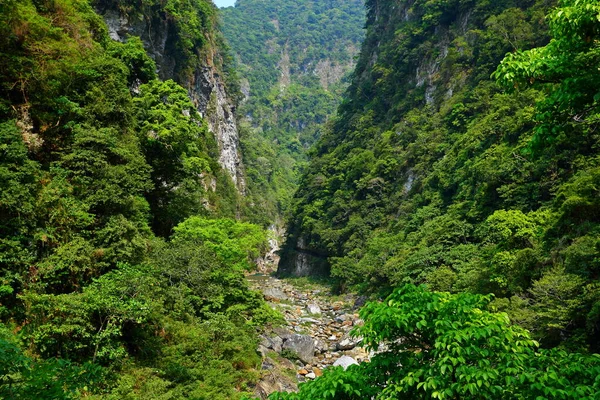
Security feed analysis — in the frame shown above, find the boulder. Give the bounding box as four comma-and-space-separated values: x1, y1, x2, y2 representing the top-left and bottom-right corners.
282, 334, 315, 364
336, 334, 362, 351
273, 327, 293, 340
307, 303, 322, 315
333, 355, 358, 370
264, 287, 289, 301
261, 335, 283, 353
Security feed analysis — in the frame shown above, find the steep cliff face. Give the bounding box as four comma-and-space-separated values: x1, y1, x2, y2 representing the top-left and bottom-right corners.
191, 64, 245, 189
277, 236, 329, 277
98, 1, 245, 189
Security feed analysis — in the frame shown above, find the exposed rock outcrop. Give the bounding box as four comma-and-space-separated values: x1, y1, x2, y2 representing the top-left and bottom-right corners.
254, 367, 298, 399
314, 59, 349, 91
97, 2, 245, 190
278, 44, 291, 90
256, 225, 283, 273
277, 236, 329, 277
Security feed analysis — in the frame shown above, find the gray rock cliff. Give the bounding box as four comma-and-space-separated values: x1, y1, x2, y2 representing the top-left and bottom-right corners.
97, 4, 245, 190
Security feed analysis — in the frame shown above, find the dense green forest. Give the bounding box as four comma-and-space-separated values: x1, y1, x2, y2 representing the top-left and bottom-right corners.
220, 0, 365, 223
282, 0, 600, 353
3, 0, 600, 398
273, 0, 600, 397
0, 0, 275, 397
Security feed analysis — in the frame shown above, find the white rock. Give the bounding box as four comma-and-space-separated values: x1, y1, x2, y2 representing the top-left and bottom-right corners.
307, 304, 322, 315
333, 356, 358, 370
299, 318, 320, 324
305, 372, 316, 379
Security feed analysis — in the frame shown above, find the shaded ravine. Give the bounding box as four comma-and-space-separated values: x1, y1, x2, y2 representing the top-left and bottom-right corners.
248, 244, 370, 398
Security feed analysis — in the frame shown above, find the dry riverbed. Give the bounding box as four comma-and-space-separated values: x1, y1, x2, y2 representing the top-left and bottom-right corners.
247, 273, 370, 398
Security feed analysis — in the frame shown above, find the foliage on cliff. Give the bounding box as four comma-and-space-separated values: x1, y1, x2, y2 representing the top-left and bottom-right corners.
221, 0, 365, 224
282, 0, 600, 351
0, 0, 271, 397
94, 0, 240, 92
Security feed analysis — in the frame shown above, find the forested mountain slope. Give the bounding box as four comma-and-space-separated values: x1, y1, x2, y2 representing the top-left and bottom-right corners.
220, 0, 365, 223
0, 0, 274, 397
280, 0, 600, 352
3, 0, 600, 398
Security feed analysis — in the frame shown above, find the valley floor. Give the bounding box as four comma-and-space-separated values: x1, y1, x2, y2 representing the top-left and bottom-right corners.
247, 271, 369, 398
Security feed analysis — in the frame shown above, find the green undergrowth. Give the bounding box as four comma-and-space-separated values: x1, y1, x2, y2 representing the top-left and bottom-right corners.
269, 285, 600, 399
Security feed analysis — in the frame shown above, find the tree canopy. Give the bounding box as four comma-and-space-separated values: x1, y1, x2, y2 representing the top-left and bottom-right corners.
270, 285, 600, 400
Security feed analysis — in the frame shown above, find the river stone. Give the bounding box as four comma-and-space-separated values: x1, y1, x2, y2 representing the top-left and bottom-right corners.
314, 339, 327, 353
282, 334, 315, 364
264, 287, 288, 301
354, 295, 368, 309
261, 335, 283, 353
336, 338, 356, 351
307, 303, 322, 315
299, 317, 320, 324
336, 335, 362, 351
333, 355, 358, 370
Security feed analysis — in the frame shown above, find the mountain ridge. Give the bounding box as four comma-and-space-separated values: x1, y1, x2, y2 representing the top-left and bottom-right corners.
280, 0, 600, 351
